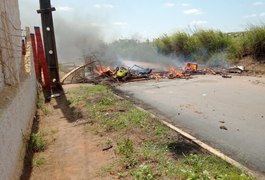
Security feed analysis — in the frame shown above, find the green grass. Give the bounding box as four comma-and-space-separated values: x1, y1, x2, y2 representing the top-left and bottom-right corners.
243, 25, 265, 60
178, 154, 251, 180
32, 157, 46, 167
67, 85, 255, 180
31, 132, 47, 152
155, 29, 232, 63
154, 25, 265, 64
37, 92, 49, 115
134, 164, 154, 180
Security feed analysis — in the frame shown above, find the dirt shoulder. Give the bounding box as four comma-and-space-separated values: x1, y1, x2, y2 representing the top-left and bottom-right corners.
21, 84, 254, 180
237, 56, 265, 77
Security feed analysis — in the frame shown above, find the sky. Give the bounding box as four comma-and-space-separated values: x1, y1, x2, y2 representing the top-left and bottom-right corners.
18, 0, 265, 62
19, 0, 265, 42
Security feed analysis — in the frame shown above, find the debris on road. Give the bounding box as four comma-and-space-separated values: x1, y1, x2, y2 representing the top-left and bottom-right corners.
60, 57, 246, 85
220, 125, 228, 130
222, 74, 232, 78
228, 66, 245, 74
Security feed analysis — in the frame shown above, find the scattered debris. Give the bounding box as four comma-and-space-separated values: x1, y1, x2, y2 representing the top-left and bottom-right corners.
60, 58, 246, 85
220, 125, 228, 130
100, 108, 127, 113
228, 66, 244, 74
102, 145, 113, 151
219, 120, 225, 123
222, 74, 232, 78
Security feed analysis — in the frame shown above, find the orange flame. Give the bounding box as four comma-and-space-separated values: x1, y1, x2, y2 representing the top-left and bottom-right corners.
95, 65, 115, 76
151, 73, 163, 81
167, 67, 184, 79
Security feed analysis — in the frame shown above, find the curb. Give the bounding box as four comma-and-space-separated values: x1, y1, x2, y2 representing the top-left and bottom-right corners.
113, 93, 262, 179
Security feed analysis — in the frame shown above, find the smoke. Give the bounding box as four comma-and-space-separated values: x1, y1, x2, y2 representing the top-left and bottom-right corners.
19, 0, 109, 63
18, 0, 186, 68
206, 52, 230, 68
54, 15, 106, 63
98, 39, 186, 69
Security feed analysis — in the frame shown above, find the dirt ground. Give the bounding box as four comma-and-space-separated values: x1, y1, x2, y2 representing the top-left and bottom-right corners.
237, 56, 265, 76
21, 85, 118, 180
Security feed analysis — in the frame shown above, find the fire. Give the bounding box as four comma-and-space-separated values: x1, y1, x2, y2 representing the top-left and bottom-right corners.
183, 63, 198, 72
95, 65, 115, 77
167, 67, 184, 79
151, 73, 162, 81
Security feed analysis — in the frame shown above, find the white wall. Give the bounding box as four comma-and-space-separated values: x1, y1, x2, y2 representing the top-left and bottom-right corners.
0, 0, 37, 179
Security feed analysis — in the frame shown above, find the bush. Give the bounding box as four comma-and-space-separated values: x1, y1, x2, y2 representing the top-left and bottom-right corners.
154, 25, 265, 64
170, 32, 190, 55
193, 30, 231, 54
244, 25, 265, 59
154, 29, 233, 63
154, 35, 173, 55
227, 38, 244, 62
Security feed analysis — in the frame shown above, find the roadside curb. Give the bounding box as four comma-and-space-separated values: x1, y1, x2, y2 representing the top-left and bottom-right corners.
112, 92, 263, 179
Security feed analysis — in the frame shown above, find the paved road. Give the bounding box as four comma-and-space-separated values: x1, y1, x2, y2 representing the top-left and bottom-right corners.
117, 75, 265, 174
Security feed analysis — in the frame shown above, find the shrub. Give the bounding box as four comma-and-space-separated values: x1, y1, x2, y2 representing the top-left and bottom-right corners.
244, 25, 265, 60
170, 32, 190, 55
154, 35, 173, 55
154, 25, 265, 64
193, 30, 231, 53
227, 37, 244, 62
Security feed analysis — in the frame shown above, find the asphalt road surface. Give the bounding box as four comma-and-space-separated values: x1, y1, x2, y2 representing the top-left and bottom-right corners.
117, 75, 265, 174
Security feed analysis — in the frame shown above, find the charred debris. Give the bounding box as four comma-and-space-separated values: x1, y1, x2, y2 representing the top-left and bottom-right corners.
60, 56, 245, 85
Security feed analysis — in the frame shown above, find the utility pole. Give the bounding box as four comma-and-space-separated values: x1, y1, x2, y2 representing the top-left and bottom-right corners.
37, 0, 62, 93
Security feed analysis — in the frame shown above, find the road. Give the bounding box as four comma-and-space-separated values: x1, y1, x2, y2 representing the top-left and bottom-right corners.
117, 75, 265, 174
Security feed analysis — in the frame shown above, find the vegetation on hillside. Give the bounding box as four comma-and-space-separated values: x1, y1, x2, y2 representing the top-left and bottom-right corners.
81, 24, 265, 67
154, 24, 265, 65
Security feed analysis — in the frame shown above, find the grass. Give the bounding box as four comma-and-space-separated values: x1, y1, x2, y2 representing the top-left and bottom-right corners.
37, 91, 49, 115
67, 85, 255, 180
31, 132, 47, 152
155, 29, 232, 63
243, 25, 265, 60
32, 157, 46, 168
154, 24, 265, 64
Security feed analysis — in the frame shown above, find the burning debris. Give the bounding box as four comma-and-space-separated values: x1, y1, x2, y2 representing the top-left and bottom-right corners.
60, 58, 245, 85
167, 67, 190, 79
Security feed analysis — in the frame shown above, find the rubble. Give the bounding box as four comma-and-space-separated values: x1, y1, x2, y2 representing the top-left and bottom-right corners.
220, 125, 228, 130
60, 60, 246, 85
222, 74, 232, 78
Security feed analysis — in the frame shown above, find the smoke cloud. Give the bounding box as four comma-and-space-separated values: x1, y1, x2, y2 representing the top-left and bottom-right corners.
54, 15, 105, 63
19, 0, 185, 68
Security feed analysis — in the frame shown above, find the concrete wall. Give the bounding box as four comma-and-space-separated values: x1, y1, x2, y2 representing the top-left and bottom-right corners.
0, 0, 37, 179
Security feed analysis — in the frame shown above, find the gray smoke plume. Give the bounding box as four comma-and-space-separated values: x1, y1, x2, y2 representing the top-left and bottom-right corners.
98, 39, 186, 69
54, 15, 106, 63
19, 0, 186, 68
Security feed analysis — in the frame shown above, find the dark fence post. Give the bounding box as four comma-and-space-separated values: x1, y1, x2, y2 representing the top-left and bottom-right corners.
37, 0, 62, 94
